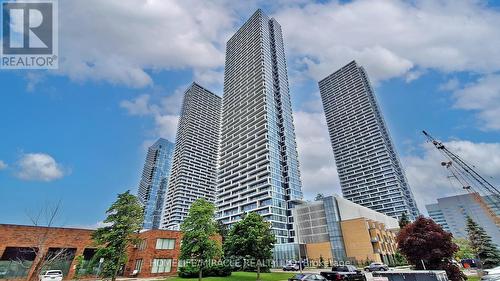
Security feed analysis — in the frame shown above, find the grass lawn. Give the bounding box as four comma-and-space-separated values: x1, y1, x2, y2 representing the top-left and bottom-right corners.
165, 271, 294, 281
467, 276, 479, 281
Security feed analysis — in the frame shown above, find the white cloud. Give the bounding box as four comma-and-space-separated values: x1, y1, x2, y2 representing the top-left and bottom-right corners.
452, 75, 500, 130
402, 140, 500, 213
25, 72, 45, 92
153, 114, 180, 141
16, 153, 65, 182
293, 108, 500, 213
119, 94, 152, 116
0, 160, 7, 170
69, 220, 112, 230
55, 0, 236, 88
405, 69, 425, 83
273, 0, 500, 82
294, 111, 342, 198
439, 77, 460, 92
28, 0, 499, 88
120, 85, 187, 141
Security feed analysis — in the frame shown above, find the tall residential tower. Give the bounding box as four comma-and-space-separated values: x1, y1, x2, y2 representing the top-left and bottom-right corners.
138, 138, 174, 229
426, 194, 500, 246
161, 83, 222, 230
217, 10, 303, 249
318, 61, 419, 220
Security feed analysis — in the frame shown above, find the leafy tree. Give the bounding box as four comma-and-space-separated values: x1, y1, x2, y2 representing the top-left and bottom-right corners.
466, 216, 500, 269
74, 255, 84, 279
397, 216, 465, 281
399, 212, 410, 228
180, 198, 222, 281
224, 212, 275, 281
92, 191, 143, 281
393, 251, 408, 266
315, 193, 325, 201
216, 219, 229, 244
454, 238, 475, 261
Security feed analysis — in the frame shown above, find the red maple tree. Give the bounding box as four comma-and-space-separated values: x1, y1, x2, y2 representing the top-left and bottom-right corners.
397, 216, 466, 281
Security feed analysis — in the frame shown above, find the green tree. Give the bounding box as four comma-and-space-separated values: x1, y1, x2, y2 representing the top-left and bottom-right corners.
466, 216, 500, 269
180, 198, 222, 281
92, 191, 143, 281
74, 255, 84, 279
224, 212, 275, 281
315, 193, 325, 201
399, 212, 410, 228
454, 238, 475, 261
393, 251, 408, 266
216, 219, 229, 244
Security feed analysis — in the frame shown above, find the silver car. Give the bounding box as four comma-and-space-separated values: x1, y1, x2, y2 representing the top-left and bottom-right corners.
289, 273, 327, 281
481, 274, 500, 281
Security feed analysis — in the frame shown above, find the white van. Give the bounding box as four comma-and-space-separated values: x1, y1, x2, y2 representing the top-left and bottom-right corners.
39, 270, 63, 281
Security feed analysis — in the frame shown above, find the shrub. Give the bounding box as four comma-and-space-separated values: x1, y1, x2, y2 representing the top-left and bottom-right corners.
178, 264, 232, 278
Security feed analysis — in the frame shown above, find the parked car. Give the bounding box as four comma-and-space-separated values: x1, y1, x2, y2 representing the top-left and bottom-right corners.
39, 270, 63, 281
461, 258, 479, 268
0, 267, 7, 277
481, 275, 500, 281
485, 266, 500, 276
364, 262, 389, 272
289, 273, 327, 281
321, 265, 366, 281
283, 262, 301, 271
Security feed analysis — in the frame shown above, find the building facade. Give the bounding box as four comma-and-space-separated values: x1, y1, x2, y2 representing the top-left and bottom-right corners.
293, 195, 399, 265
426, 193, 500, 247
0, 224, 182, 280
0, 225, 94, 280
318, 61, 419, 220
426, 204, 450, 232
138, 138, 175, 229
216, 9, 303, 249
124, 229, 182, 278
162, 83, 222, 230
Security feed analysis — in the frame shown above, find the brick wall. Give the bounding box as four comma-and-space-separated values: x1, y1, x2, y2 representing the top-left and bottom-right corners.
0, 224, 183, 280
0, 224, 94, 280
124, 229, 182, 278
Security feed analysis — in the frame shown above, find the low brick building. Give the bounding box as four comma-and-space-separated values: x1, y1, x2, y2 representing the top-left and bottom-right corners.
0, 224, 182, 280
124, 229, 181, 278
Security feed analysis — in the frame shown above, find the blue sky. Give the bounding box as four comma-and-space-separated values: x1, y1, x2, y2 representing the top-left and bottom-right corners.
1, 0, 500, 227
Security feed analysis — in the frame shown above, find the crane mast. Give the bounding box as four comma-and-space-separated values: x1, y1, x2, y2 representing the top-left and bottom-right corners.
422, 130, 500, 227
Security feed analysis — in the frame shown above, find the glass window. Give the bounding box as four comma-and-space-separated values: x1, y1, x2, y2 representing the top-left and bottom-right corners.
155, 238, 175, 250
151, 258, 172, 273
137, 239, 147, 250
134, 259, 143, 273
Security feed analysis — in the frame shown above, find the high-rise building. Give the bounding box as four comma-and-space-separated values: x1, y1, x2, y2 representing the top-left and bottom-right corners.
318, 61, 419, 220
426, 194, 500, 247
138, 138, 174, 229
216, 9, 303, 249
161, 82, 222, 230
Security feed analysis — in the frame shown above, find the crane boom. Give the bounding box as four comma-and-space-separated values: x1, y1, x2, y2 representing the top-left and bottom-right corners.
422, 130, 500, 227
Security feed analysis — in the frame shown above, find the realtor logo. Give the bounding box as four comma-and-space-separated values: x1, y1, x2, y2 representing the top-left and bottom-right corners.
1, 0, 58, 69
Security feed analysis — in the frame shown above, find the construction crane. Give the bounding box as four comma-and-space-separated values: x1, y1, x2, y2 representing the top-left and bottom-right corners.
422, 130, 500, 227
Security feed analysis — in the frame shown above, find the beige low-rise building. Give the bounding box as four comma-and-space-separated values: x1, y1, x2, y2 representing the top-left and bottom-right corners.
293, 195, 399, 265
